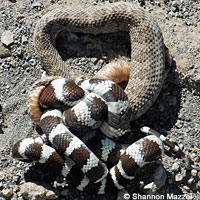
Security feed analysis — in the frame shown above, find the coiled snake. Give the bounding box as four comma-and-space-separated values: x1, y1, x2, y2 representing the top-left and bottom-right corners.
11, 2, 183, 194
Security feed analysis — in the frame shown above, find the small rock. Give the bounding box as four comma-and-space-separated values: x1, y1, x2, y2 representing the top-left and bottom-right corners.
1, 188, 13, 198
183, 185, 190, 191
46, 190, 58, 199
22, 61, 30, 68
175, 120, 183, 129
188, 177, 194, 184
21, 36, 28, 45
179, 143, 184, 150
186, 21, 191, 26
175, 173, 183, 182
171, 162, 180, 172
1, 31, 14, 46
32, 1, 42, 8
191, 169, 197, 177
15, 47, 23, 56
0, 172, 5, 181
0, 44, 11, 58
193, 73, 200, 83
26, 53, 32, 60
29, 59, 36, 66
181, 167, 187, 178
143, 182, 157, 194
19, 182, 59, 200
13, 175, 20, 182
171, 6, 177, 13
91, 57, 97, 64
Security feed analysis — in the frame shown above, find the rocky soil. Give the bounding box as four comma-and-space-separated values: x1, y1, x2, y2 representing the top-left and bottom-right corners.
0, 0, 199, 200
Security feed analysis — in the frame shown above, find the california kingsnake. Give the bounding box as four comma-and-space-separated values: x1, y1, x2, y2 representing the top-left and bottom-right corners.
12, 77, 167, 194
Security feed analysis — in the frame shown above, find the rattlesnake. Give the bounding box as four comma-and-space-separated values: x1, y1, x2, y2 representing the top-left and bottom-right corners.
33, 1, 166, 120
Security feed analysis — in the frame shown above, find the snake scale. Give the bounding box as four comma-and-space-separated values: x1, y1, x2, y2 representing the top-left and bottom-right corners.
11, 2, 177, 194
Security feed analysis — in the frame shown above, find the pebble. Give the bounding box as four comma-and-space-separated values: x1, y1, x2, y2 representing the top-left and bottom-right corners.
188, 177, 194, 185
1, 188, 13, 198
191, 169, 197, 177
13, 175, 19, 182
193, 73, 200, 84
175, 173, 183, 182
90, 57, 97, 64
143, 182, 157, 194
1, 31, 14, 46
29, 58, 36, 66
171, 162, 180, 172
183, 185, 190, 192
21, 35, 28, 45
175, 120, 183, 129
22, 61, 30, 68
0, 44, 11, 58
0, 172, 5, 181
32, 2, 42, 8
15, 47, 23, 56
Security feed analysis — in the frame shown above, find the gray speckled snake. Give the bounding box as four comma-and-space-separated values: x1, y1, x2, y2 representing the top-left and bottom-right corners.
33, 2, 166, 120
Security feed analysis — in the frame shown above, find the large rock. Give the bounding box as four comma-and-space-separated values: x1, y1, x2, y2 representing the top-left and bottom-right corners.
19, 182, 59, 200
1, 31, 14, 46
0, 44, 11, 58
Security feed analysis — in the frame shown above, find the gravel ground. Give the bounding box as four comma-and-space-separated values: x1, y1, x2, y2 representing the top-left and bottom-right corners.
0, 0, 199, 200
